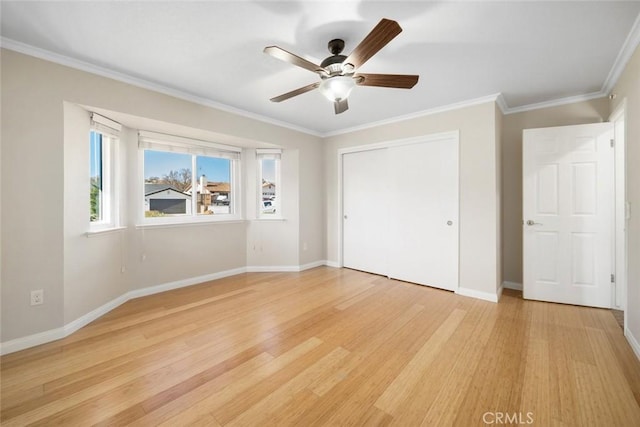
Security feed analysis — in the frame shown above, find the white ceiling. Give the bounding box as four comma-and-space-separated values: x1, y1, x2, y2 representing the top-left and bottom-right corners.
2, 1, 639, 135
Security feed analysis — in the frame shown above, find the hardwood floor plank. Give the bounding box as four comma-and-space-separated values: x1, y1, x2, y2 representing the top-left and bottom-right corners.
225, 346, 350, 426
375, 308, 467, 415
151, 337, 324, 426
1, 267, 638, 426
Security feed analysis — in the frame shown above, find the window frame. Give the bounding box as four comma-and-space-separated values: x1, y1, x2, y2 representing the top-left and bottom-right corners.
89, 115, 120, 232
138, 131, 242, 226
256, 149, 282, 219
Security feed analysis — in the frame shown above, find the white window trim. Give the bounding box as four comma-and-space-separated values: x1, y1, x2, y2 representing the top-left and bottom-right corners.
257, 148, 282, 219
86, 226, 127, 237
89, 120, 120, 232
138, 131, 243, 225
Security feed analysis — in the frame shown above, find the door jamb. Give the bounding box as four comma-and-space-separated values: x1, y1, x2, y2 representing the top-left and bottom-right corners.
610, 100, 628, 321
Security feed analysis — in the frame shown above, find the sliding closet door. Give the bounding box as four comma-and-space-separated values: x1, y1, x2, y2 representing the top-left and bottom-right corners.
343, 149, 388, 276
387, 138, 459, 291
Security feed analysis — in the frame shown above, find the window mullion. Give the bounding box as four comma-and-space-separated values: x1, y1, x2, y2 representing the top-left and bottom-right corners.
191, 155, 197, 217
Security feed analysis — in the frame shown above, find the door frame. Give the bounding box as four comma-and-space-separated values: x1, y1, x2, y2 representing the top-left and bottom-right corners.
610, 100, 628, 320
336, 130, 460, 271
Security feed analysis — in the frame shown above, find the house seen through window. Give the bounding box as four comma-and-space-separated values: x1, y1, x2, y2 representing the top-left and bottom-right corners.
139, 131, 240, 221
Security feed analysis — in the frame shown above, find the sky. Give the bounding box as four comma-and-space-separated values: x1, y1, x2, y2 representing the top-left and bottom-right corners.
144, 150, 231, 182
90, 131, 102, 179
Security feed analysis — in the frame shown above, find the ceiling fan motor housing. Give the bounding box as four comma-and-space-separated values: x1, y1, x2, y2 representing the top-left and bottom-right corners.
321, 55, 348, 75
321, 39, 351, 76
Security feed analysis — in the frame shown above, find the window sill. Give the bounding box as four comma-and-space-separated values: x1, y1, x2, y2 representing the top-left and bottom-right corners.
136, 218, 246, 230
253, 217, 286, 222
86, 226, 127, 237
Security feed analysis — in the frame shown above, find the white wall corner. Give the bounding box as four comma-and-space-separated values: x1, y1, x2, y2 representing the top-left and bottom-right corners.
455, 287, 500, 303
502, 281, 523, 291
624, 327, 640, 362
325, 260, 341, 268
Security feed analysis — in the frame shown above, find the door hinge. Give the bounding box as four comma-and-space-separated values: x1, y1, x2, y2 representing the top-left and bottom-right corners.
610, 139, 615, 148
611, 274, 615, 283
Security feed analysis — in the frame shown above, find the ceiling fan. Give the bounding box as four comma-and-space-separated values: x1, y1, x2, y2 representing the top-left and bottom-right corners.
264, 18, 419, 115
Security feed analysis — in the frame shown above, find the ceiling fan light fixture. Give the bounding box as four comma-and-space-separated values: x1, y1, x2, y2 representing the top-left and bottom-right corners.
318, 75, 355, 102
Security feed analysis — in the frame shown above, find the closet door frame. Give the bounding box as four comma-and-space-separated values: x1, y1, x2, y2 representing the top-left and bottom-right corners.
337, 130, 460, 284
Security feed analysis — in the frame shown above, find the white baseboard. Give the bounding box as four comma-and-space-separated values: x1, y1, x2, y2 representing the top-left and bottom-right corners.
503, 281, 523, 291
455, 286, 500, 303
246, 265, 300, 273
128, 267, 247, 299
299, 260, 327, 271
64, 293, 130, 337
625, 326, 640, 362
0, 327, 66, 356
325, 260, 341, 268
247, 260, 328, 273
0, 262, 331, 355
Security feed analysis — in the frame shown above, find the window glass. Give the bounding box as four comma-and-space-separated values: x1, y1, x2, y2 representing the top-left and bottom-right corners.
89, 131, 103, 222
143, 150, 191, 217
259, 157, 279, 217
142, 149, 236, 220
195, 156, 231, 215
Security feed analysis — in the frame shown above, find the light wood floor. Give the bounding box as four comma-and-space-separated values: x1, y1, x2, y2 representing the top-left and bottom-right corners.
2, 267, 639, 426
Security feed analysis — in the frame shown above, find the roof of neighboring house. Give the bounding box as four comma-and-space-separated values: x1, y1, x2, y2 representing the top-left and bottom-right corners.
184, 181, 230, 194
262, 182, 275, 188
206, 182, 230, 193
144, 184, 188, 197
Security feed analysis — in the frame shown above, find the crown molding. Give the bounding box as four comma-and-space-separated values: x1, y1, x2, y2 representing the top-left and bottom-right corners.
323, 93, 503, 137
495, 93, 508, 115
602, 12, 640, 95
0, 37, 323, 138
502, 91, 607, 115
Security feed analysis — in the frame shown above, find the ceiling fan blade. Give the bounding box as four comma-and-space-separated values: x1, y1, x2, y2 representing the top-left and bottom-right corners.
344, 19, 402, 69
334, 98, 349, 114
264, 46, 326, 75
270, 82, 320, 103
355, 73, 419, 89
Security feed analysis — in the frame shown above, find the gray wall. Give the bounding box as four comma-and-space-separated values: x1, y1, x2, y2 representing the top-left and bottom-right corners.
1, 49, 323, 342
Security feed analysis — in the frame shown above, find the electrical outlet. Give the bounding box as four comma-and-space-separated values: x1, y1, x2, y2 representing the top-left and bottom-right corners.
30, 290, 44, 306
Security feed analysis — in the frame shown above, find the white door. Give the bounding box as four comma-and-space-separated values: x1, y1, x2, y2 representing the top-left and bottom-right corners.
388, 139, 459, 290
343, 149, 388, 276
523, 123, 614, 308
